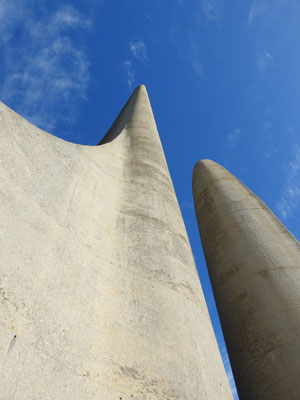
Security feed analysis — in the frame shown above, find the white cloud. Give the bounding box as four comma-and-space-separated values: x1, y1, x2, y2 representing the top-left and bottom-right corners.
201, 0, 222, 23
248, 0, 289, 26
129, 40, 147, 61
276, 145, 300, 220
258, 49, 274, 72
0, 1, 91, 132
189, 41, 204, 79
0, 0, 24, 42
191, 59, 204, 79
123, 60, 135, 89
125, 39, 147, 88
51, 5, 92, 30
228, 129, 242, 148
248, 0, 267, 24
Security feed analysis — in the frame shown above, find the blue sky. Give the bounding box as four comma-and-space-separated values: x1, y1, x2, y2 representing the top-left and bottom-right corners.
1, 1, 300, 398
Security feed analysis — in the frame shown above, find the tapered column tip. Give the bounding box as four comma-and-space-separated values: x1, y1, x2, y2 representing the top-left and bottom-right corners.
131, 84, 149, 100
135, 84, 147, 92
193, 159, 218, 178
194, 159, 217, 169
192, 159, 231, 189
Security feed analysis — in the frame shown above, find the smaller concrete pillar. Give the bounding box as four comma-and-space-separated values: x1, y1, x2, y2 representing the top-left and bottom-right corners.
192, 159, 300, 400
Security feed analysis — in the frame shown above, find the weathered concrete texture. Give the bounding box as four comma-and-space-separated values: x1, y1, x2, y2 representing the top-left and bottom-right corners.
0, 86, 232, 399
193, 159, 300, 400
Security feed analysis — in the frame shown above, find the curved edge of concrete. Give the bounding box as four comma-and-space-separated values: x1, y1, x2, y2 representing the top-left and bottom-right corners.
192, 158, 300, 400
0, 84, 147, 148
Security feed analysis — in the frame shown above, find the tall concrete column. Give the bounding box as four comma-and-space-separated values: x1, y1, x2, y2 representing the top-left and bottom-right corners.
193, 159, 300, 400
0, 87, 232, 399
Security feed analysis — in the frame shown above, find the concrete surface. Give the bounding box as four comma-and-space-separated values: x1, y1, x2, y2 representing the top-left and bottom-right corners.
0, 86, 232, 399
193, 159, 300, 400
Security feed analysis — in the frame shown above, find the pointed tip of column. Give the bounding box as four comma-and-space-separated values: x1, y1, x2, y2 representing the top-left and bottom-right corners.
193, 159, 218, 170
193, 159, 222, 179
192, 159, 234, 191
135, 83, 146, 90
133, 84, 148, 96
98, 84, 151, 145
125, 84, 149, 106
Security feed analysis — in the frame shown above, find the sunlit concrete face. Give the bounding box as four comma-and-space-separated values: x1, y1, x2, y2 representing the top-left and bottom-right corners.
193, 159, 300, 400
0, 86, 232, 399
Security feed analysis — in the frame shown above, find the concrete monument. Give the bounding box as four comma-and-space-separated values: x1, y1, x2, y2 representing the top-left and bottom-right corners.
193, 159, 300, 400
0, 86, 232, 399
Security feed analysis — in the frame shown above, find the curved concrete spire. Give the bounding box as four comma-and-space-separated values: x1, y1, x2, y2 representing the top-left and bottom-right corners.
193, 159, 300, 400
99, 84, 151, 144
0, 88, 232, 399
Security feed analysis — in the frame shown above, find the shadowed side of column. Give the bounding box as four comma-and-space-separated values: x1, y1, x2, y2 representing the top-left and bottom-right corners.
192, 159, 300, 400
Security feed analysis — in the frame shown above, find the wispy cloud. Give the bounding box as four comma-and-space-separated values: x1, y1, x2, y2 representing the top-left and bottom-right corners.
124, 39, 147, 89
224, 128, 242, 167
0, 0, 23, 42
189, 40, 204, 79
123, 60, 135, 89
248, 0, 290, 27
257, 49, 274, 72
276, 145, 300, 220
0, 1, 91, 132
248, 0, 267, 24
129, 40, 147, 61
169, 3, 205, 79
201, 0, 223, 23
51, 5, 92, 31
228, 128, 242, 148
